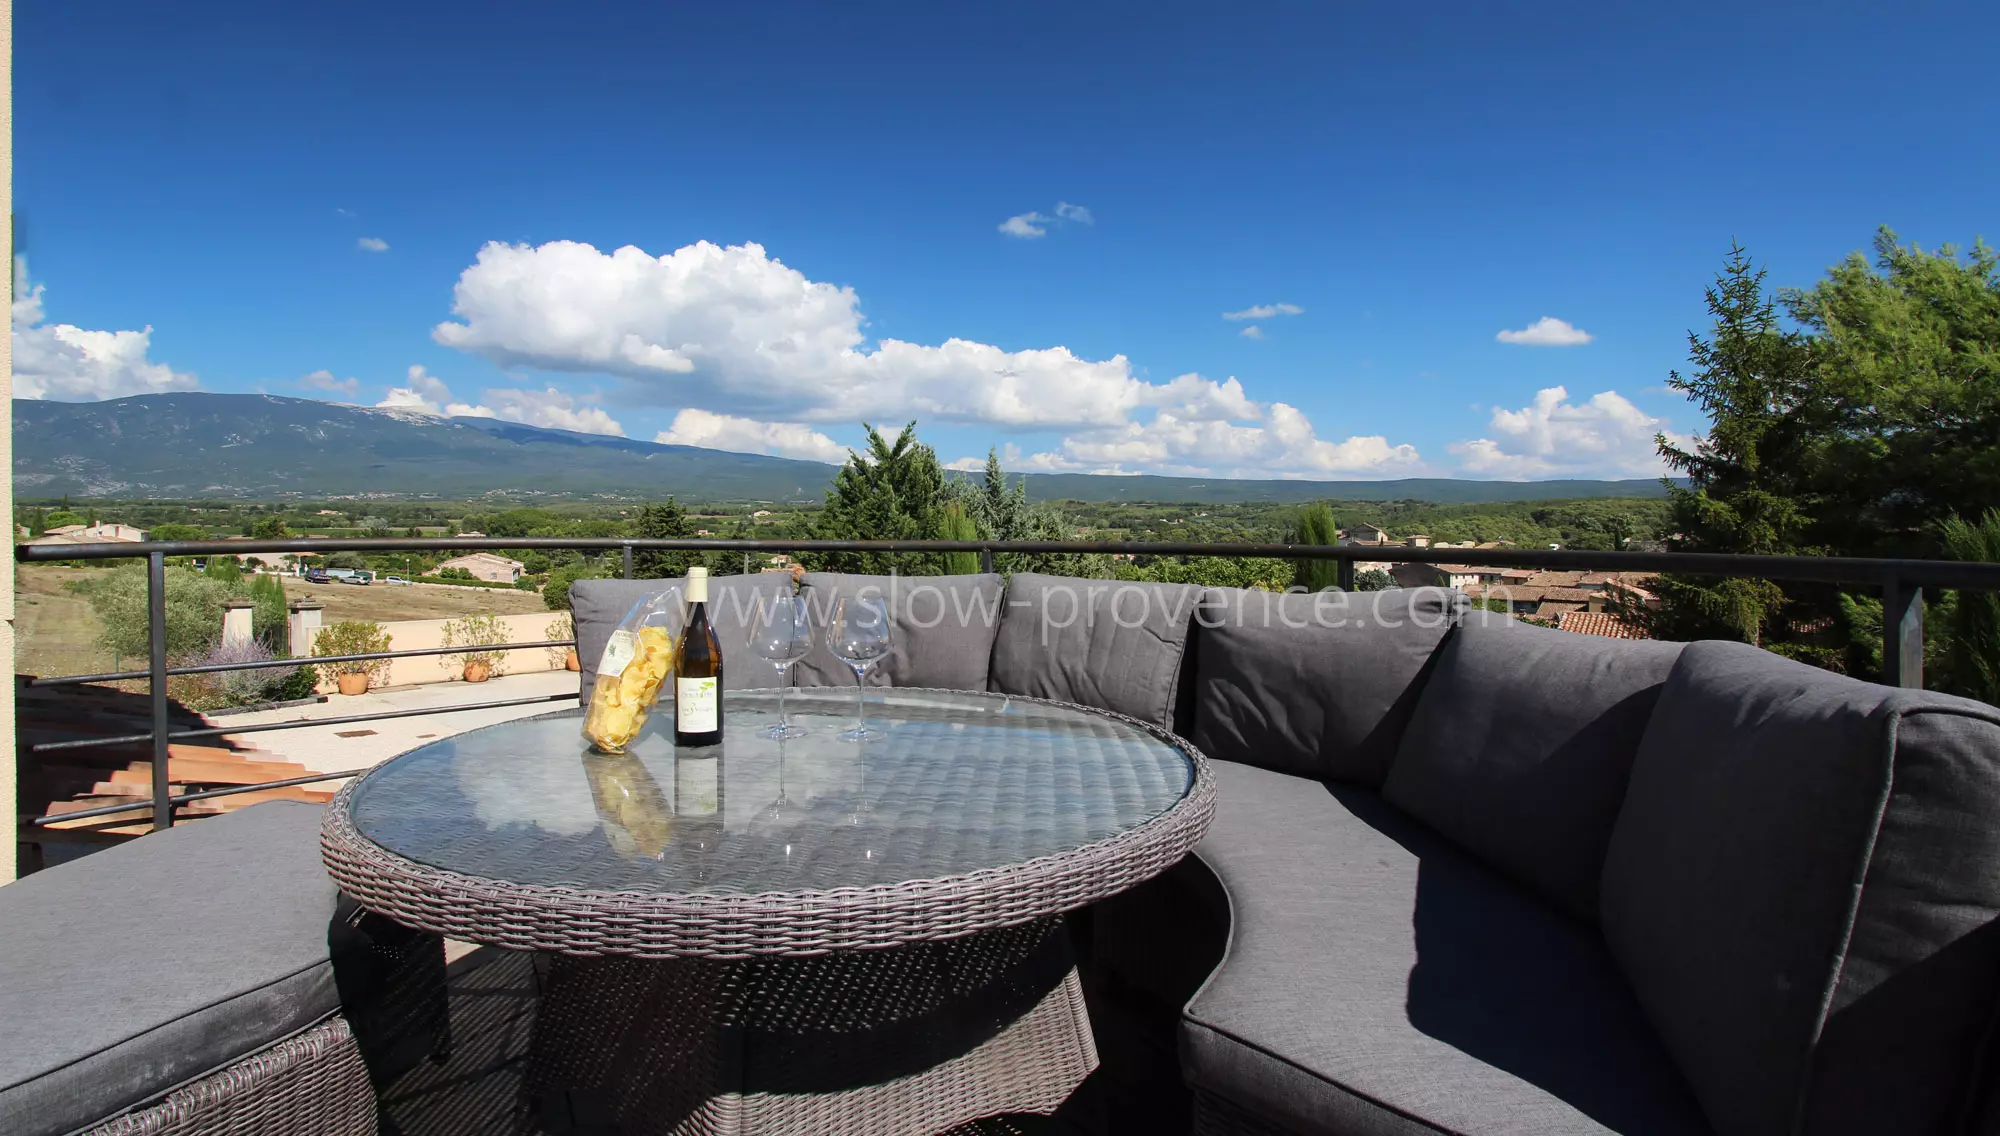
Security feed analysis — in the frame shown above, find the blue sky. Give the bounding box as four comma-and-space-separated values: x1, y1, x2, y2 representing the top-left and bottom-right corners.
15, 1, 1998, 480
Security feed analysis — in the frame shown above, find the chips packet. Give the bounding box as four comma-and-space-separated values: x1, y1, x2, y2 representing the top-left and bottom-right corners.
582, 587, 683, 754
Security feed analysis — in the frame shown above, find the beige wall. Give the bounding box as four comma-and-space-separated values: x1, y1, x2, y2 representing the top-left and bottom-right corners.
316, 612, 577, 693
3, 0, 17, 883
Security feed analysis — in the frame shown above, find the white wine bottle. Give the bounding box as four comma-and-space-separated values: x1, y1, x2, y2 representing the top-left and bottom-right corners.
674, 567, 724, 747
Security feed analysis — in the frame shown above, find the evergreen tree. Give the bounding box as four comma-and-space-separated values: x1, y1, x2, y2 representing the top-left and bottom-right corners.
632, 498, 696, 578
939, 502, 982, 575
1651, 243, 1823, 647
813, 423, 951, 574
1288, 502, 1341, 592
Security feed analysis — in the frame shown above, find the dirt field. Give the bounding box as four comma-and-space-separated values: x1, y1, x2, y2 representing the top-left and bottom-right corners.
13, 565, 551, 681
276, 575, 549, 622
14, 566, 119, 679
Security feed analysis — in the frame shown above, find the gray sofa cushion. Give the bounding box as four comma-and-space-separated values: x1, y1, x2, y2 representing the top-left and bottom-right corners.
573, 573, 797, 698
1184, 761, 1708, 1136
0, 802, 342, 1136
1190, 586, 1461, 785
1601, 641, 2000, 1136
988, 573, 1203, 728
1384, 613, 1684, 922
793, 572, 1005, 690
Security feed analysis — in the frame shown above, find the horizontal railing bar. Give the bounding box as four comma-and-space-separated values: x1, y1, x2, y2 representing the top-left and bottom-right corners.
27, 692, 580, 753
18, 536, 2000, 590
30, 767, 376, 826
29, 640, 578, 687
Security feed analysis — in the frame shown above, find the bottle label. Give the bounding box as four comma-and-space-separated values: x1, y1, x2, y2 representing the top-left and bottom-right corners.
597, 630, 636, 677
676, 676, 719, 733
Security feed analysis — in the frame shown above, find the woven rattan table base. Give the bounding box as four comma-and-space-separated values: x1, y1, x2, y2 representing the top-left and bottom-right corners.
525, 919, 1095, 1135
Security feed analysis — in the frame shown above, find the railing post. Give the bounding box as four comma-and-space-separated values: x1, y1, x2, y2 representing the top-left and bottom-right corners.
1336, 555, 1355, 592
147, 551, 173, 830
1882, 577, 1924, 689
622, 545, 634, 580
979, 546, 995, 574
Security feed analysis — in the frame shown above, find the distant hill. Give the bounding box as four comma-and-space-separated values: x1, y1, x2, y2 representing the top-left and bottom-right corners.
12, 394, 839, 503
13, 393, 1673, 505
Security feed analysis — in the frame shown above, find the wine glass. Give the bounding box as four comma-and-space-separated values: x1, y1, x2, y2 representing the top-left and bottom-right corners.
829, 595, 892, 742
748, 595, 813, 740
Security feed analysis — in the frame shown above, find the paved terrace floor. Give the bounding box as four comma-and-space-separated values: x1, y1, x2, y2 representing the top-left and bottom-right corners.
215, 670, 583, 774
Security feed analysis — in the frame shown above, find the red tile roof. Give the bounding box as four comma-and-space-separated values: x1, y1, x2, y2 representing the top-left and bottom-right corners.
1558, 611, 1650, 640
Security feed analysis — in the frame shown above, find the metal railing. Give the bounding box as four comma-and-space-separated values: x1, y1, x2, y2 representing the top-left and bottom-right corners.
19, 534, 2000, 835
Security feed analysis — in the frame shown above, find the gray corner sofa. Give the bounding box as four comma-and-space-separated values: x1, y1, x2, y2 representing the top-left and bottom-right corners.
570, 572, 2000, 1135
0, 802, 391, 1136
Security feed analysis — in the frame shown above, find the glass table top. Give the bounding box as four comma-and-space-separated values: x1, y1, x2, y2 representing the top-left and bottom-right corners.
347, 688, 1197, 896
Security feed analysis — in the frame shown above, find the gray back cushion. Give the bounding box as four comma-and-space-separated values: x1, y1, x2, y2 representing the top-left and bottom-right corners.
1600, 640, 2000, 1136
572, 574, 797, 699
0, 802, 340, 1136
1384, 613, 1684, 922
793, 572, 1005, 690
1190, 586, 1461, 785
988, 572, 1203, 728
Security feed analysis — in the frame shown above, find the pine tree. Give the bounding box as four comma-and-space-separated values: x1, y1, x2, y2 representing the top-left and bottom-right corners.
1650, 243, 1822, 646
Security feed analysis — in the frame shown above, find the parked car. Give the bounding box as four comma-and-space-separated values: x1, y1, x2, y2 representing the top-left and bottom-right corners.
340, 570, 375, 585
382, 575, 412, 585
303, 569, 333, 583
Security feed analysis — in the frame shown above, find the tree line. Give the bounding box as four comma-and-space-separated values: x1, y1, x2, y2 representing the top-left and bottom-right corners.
1648, 229, 2000, 701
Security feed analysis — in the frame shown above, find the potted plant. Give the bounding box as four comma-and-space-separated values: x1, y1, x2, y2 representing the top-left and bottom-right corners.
547, 613, 580, 671
314, 620, 392, 696
443, 613, 509, 683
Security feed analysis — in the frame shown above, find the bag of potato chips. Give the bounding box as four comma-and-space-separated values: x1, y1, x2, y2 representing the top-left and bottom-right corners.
582, 587, 683, 754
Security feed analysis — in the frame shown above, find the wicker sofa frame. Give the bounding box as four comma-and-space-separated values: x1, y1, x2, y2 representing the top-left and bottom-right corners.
79, 1015, 376, 1136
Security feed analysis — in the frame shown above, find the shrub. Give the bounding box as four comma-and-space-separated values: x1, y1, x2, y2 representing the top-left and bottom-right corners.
267, 661, 320, 702
545, 613, 575, 668
544, 561, 605, 612
248, 572, 288, 644
442, 614, 510, 676
72, 564, 241, 659
202, 637, 299, 705
314, 620, 392, 687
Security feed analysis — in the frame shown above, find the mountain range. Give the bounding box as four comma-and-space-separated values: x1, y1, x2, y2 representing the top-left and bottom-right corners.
13, 394, 1671, 505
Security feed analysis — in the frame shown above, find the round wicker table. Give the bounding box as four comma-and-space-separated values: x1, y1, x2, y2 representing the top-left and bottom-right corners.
321, 688, 1214, 1135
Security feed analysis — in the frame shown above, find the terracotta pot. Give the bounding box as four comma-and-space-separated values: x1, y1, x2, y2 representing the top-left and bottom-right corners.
463, 659, 492, 683
336, 672, 369, 697
565, 649, 581, 672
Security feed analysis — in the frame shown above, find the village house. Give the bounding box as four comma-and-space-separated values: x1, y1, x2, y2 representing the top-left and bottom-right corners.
27, 522, 149, 548
429, 552, 525, 583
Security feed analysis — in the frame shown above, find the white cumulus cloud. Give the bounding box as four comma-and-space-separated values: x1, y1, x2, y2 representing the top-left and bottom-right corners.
358, 237, 390, 252
1054, 202, 1094, 224
1223, 302, 1303, 321
1024, 401, 1421, 479
999, 212, 1051, 239
374, 365, 624, 436
1448, 386, 1692, 479
431, 238, 1412, 476
299, 369, 361, 397
1496, 316, 1592, 346
1238, 325, 1265, 340
655, 409, 846, 463
11, 258, 198, 400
